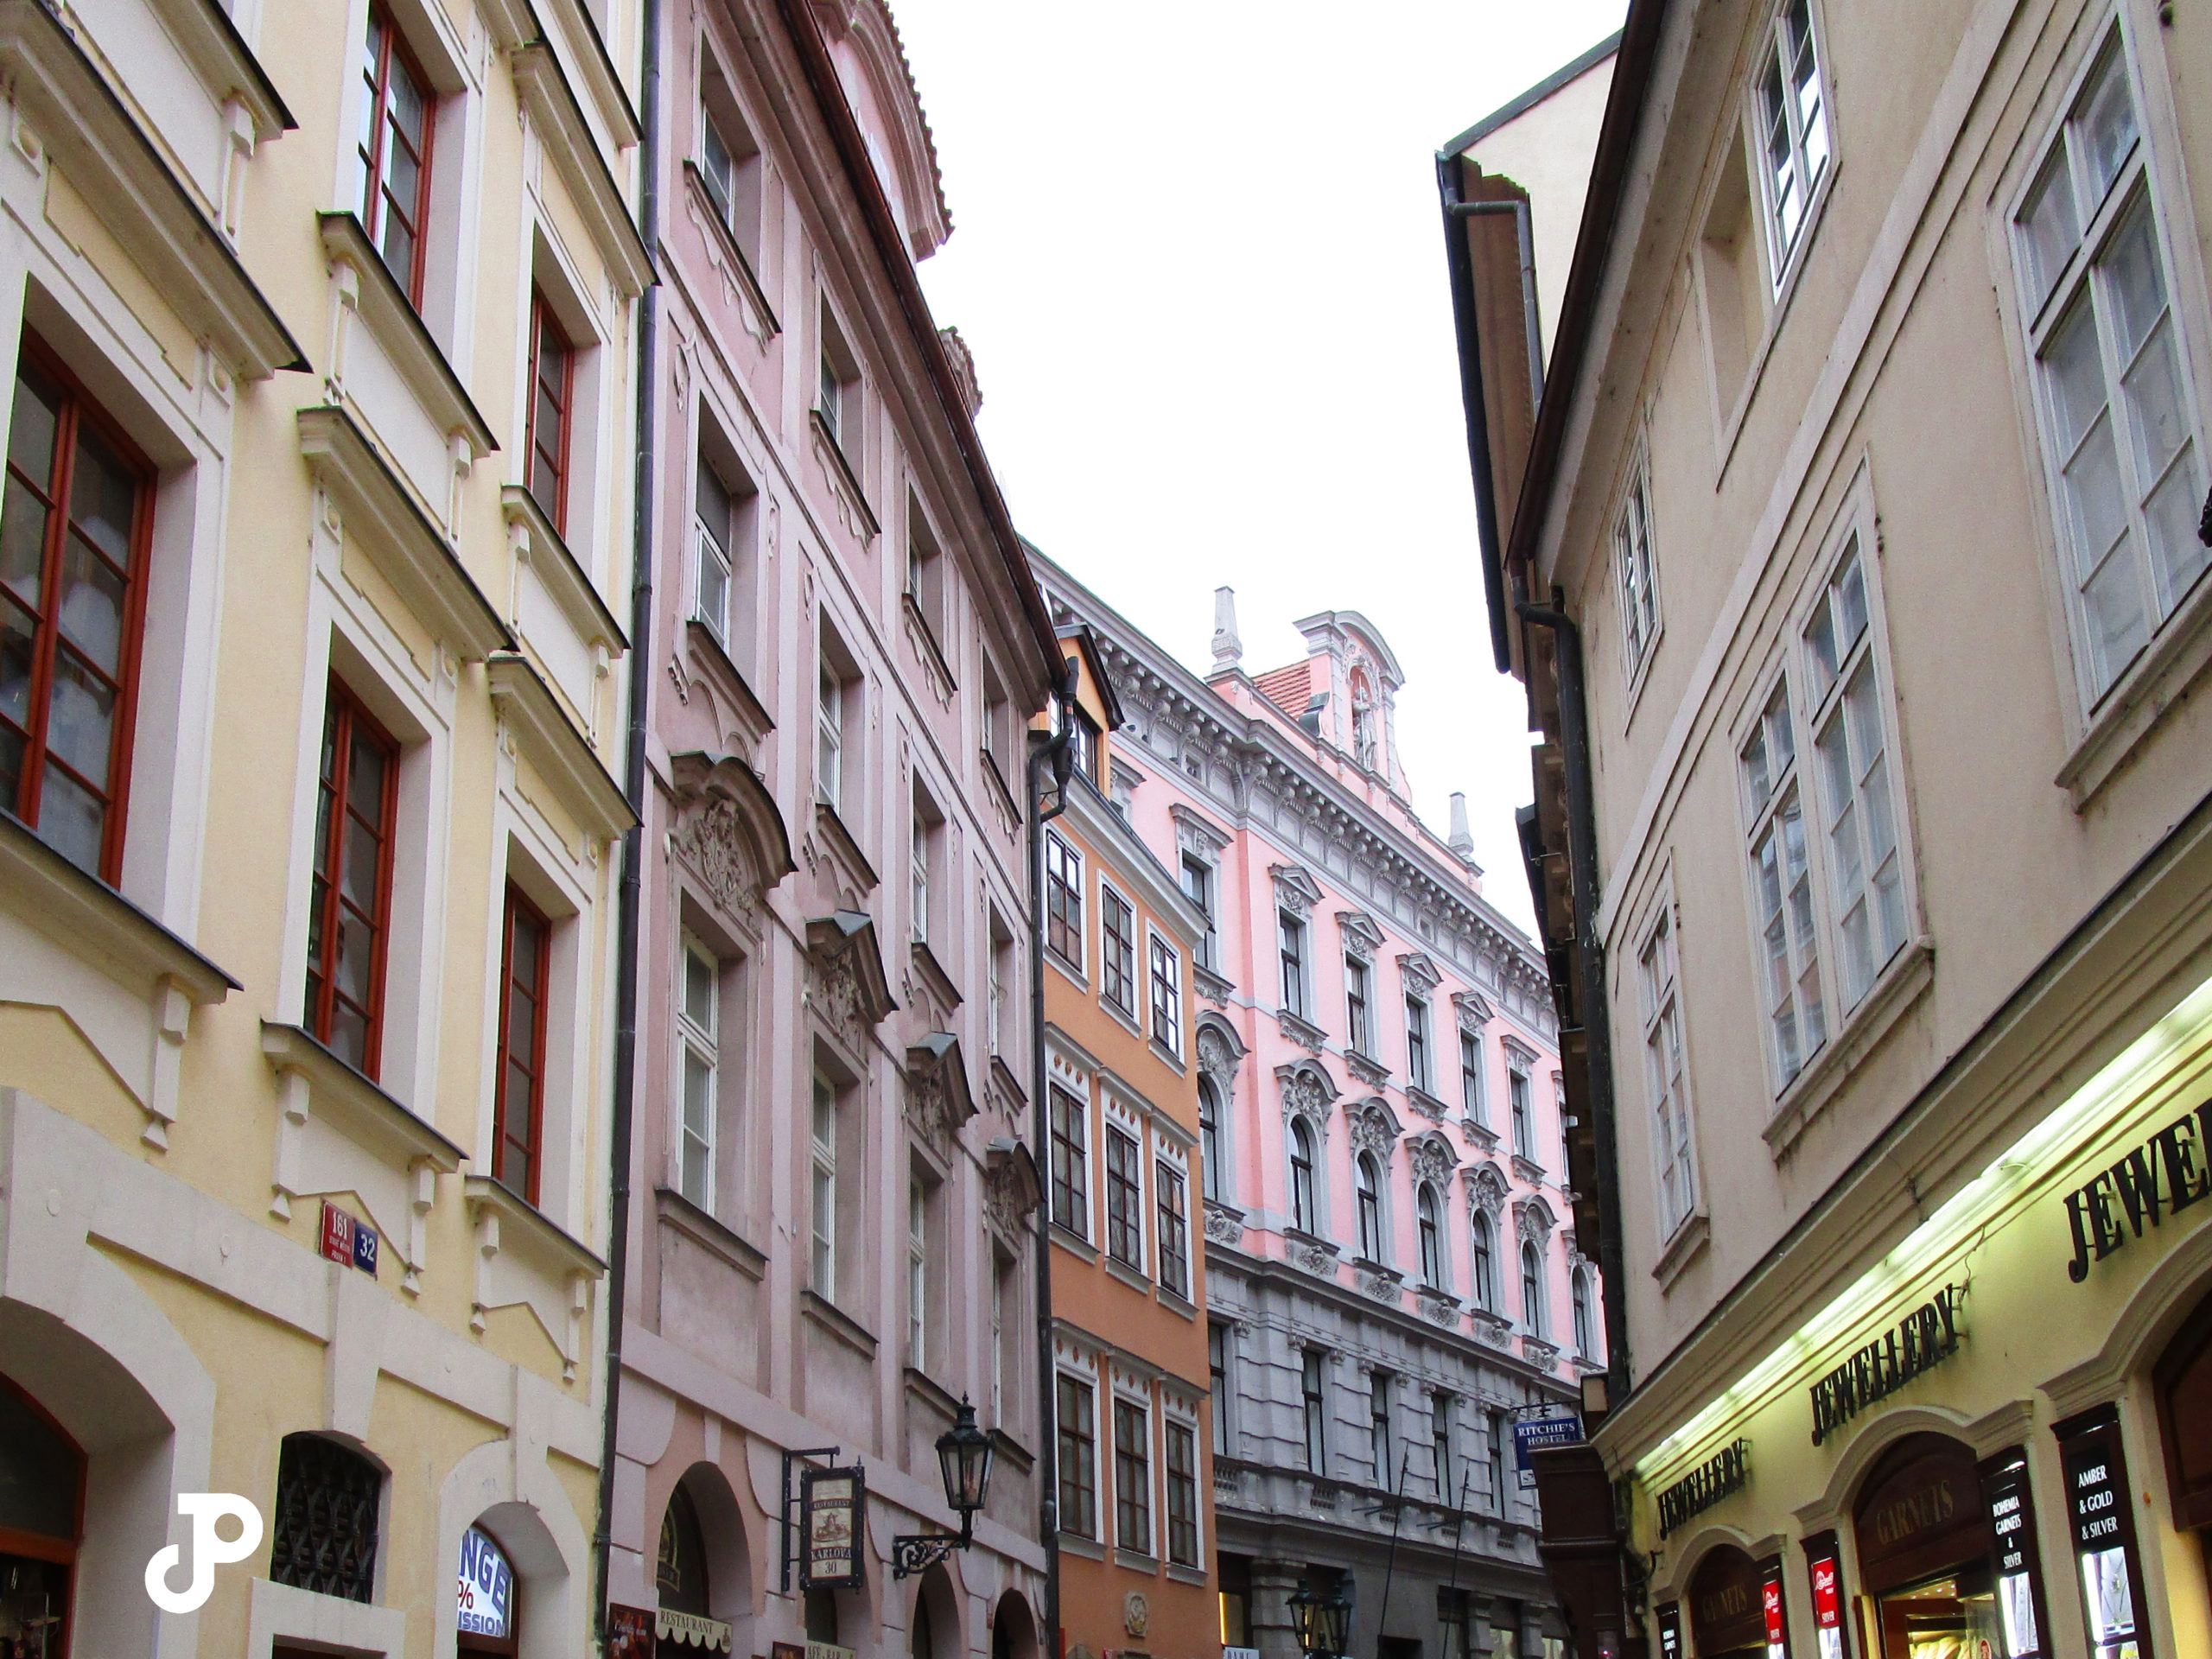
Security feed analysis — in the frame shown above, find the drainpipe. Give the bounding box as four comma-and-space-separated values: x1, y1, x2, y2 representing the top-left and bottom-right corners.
1446, 196, 1544, 421
1510, 577, 1631, 1410
594, 0, 658, 1640
1026, 664, 1078, 1659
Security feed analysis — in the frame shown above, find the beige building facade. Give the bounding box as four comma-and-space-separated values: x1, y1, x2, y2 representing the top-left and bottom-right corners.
0, 0, 646, 1652
1446, 5, 2212, 1659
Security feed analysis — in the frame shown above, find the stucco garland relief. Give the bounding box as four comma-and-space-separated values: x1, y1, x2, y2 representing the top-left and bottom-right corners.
1397, 951, 1442, 996
982, 1156, 1034, 1243
1409, 1135, 1456, 1187
673, 798, 762, 933
1452, 989, 1495, 1032
1202, 1204, 1244, 1247
904, 1070, 955, 1165
810, 950, 865, 1052
1269, 863, 1323, 919
1355, 1266, 1402, 1304
1463, 1161, 1509, 1219
1515, 1195, 1555, 1246
1274, 1060, 1336, 1125
1346, 1100, 1398, 1160
1294, 1243, 1338, 1277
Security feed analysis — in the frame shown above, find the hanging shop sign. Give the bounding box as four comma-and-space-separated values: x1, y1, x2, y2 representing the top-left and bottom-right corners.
1513, 1404, 1586, 1490
320, 1200, 379, 1276
1657, 1439, 1751, 1536
456, 1525, 514, 1641
1802, 1533, 1849, 1659
2057, 1408, 2152, 1659
2063, 1097, 2212, 1283
1808, 1285, 1963, 1446
799, 1465, 866, 1590
1977, 1448, 2050, 1659
1759, 1556, 1790, 1659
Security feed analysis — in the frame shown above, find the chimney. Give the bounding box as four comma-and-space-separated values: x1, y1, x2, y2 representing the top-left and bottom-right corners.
1448, 792, 1476, 861
1211, 586, 1243, 673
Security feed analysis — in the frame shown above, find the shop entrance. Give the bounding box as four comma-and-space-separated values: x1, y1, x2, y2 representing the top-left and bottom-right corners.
1853, 1434, 2006, 1659
2154, 1282, 2212, 1621
1688, 1546, 1769, 1659
0, 1376, 81, 1659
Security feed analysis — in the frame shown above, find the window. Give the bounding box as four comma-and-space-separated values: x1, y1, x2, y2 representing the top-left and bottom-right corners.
815, 660, 843, 810
1198, 1077, 1223, 1203
988, 909, 1014, 1058
1045, 834, 1083, 969
1181, 855, 1216, 970
991, 1252, 1014, 1422
1486, 1411, 1507, 1513
1460, 1029, 1485, 1122
306, 680, 399, 1074
1300, 1350, 1328, 1473
493, 885, 550, 1203
1432, 1395, 1456, 1503
907, 1175, 929, 1369
1289, 1118, 1319, 1234
1114, 1398, 1152, 1555
1741, 680, 1827, 1087
270, 1433, 381, 1603
1105, 1125, 1143, 1269
981, 658, 1015, 781
1278, 912, 1307, 1019
692, 456, 755, 647
1509, 1064, 1534, 1161
1406, 995, 1432, 1092
1100, 885, 1135, 1014
1521, 1240, 1545, 1334
1756, 0, 1831, 280
1156, 1160, 1189, 1296
1417, 1183, 1444, 1289
817, 307, 857, 456
810, 1074, 838, 1299
525, 290, 573, 532
1637, 908, 1698, 1238
1344, 957, 1371, 1054
1355, 1152, 1384, 1262
1148, 935, 1181, 1052
355, 3, 435, 303
1471, 1211, 1497, 1311
1058, 1375, 1096, 1538
1067, 709, 1100, 784
908, 791, 936, 945
905, 499, 945, 645
1165, 1421, 1199, 1567
677, 935, 718, 1207
2016, 32, 2206, 702
1573, 1267, 1595, 1357
2, 346, 154, 885
697, 72, 763, 268
1049, 1084, 1089, 1238
1208, 1325, 1231, 1457
1616, 461, 1661, 681
1369, 1371, 1394, 1488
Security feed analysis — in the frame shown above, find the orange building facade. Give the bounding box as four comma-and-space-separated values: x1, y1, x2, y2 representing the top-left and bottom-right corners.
1043, 633, 1219, 1659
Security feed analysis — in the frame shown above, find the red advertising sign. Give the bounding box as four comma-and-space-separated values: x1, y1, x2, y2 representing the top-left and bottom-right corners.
1764, 1578, 1787, 1647
1812, 1556, 1840, 1628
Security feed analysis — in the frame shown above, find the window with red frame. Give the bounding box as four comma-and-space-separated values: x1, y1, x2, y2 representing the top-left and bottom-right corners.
1, 341, 154, 886
525, 293, 572, 532
493, 886, 550, 1205
0, 1372, 84, 1659
306, 682, 398, 1076
357, 3, 435, 304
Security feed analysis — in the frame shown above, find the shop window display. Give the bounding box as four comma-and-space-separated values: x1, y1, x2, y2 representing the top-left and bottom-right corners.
2054, 1408, 2150, 1659
0, 1379, 79, 1659
1688, 1545, 1770, 1659
2153, 1284, 2212, 1620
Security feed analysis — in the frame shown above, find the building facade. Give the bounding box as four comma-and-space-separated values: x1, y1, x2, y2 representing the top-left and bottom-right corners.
1446, 5, 2212, 1659
1038, 559, 1590, 1659
1038, 630, 1219, 1659
0, 0, 646, 1651
605, 0, 1062, 1655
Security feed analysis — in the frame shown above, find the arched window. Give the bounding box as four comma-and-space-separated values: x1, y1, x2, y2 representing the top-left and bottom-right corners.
1521, 1241, 1544, 1335
1198, 1077, 1222, 1203
458, 1524, 518, 1653
658, 1482, 711, 1616
1289, 1120, 1317, 1234
1355, 1153, 1384, 1261
1471, 1212, 1496, 1311
271, 1433, 382, 1603
0, 1376, 81, 1657
1416, 1185, 1444, 1289
1572, 1268, 1594, 1357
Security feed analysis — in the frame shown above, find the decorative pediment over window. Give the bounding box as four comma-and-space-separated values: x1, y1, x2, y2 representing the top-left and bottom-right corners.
1269, 863, 1324, 918
1172, 802, 1231, 857
1335, 910, 1386, 957
1515, 1195, 1556, 1243
1452, 989, 1496, 1031
1463, 1160, 1509, 1217
805, 911, 898, 1047
1408, 1133, 1457, 1187
983, 1137, 1041, 1243
905, 1032, 976, 1164
1397, 952, 1443, 995
1195, 1014, 1244, 1096
1274, 1059, 1338, 1125
1346, 1098, 1401, 1159
671, 752, 796, 933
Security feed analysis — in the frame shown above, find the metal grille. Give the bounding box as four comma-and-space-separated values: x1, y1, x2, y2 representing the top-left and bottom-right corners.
270, 1434, 380, 1602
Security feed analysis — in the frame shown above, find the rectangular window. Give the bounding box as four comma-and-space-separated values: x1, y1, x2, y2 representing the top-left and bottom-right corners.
1148, 935, 1182, 1052
1049, 1084, 1089, 1238
1616, 461, 1661, 680
817, 307, 858, 457
1487, 1411, 1508, 1514
2, 346, 155, 885
1046, 834, 1083, 970
1100, 886, 1135, 1014
1156, 1160, 1189, 1297
1057, 1375, 1096, 1539
1757, 0, 1831, 280
1166, 1421, 1199, 1568
810, 1074, 838, 1299
2014, 29, 2205, 703
1406, 995, 1432, 1092
525, 291, 573, 533
1741, 681, 1826, 1088
1114, 1398, 1153, 1555
1301, 1351, 1328, 1474
1105, 1125, 1143, 1268
1067, 709, 1100, 784
909, 795, 933, 945
988, 910, 1014, 1057
306, 681, 400, 1075
1209, 1325, 1231, 1458
1509, 1065, 1533, 1161
1345, 957, 1371, 1054
692, 458, 753, 645
816, 656, 847, 810
1460, 1029, 1485, 1122
1181, 855, 1216, 970
904, 502, 944, 644
355, 3, 435, 302
677, 935, 718, 1208
1433, 1394, 1456, 1502
697, 83, 762, 268
493, 884, 550, 1204
1370, 1372, 1395, 1488
1279, 912, 1306, 1019
907, 1175, 929, 1369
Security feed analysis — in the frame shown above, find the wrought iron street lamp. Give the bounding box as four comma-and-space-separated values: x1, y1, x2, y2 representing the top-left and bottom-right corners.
893, 1399, 995, 1579
1288, 1579, 1353, 1658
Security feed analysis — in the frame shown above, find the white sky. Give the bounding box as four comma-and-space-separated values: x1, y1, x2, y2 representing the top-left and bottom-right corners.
894, 2, 1626, 936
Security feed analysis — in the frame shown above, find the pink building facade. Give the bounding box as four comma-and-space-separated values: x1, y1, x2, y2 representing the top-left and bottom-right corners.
1037, 558, 1596, 1659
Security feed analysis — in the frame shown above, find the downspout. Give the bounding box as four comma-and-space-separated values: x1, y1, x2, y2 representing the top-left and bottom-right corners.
1027, 664, 1078, 1659
1436, 151, 1513, 676
594, 0, 658, 1638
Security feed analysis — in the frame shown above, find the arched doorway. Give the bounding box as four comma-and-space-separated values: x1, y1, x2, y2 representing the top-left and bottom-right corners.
2155, 1283, 2212, 1624
991, 1590, 1039, 1659
1851, 1433, 2005, 1659
0, 1374, 81, 1659
655, 1465, 750, 1656
1686, 1546, 1766, 1659
458, 1522, 519, 1655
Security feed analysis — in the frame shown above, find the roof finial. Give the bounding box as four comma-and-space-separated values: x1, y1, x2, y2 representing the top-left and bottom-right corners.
1211, 586, 1243, 673
1448, 791, 1476, 861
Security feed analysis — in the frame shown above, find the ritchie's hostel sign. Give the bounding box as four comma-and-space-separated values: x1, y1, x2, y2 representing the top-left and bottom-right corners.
2063, 1096, 2212, 1282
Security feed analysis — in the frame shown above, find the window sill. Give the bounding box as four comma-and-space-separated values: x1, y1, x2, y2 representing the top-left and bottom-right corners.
1406, 1085, 1449, 1121
1460, 1116, 1498, 1150
908, 938, 962, 1016
681, 620, 776, 753
1510, 1154, 1547, 1184
1112, 1548, 1160, 1574
902, 1363, 960, 1420
1167, 1562, 1209, 1587
2056, 565, 2212, 805
1104, 1255, 1152, 1295
1050, 1222, 1097, 1263
809, 409, 880, 541
316, 212, 493, 458
1276, 1008, 1327, 1052
247, 1576, 405, 1659
1193, 963, 1235, 1006
653, 1184, 766, 1281
486, 652, 636, 842
901, 592, 957, 702
812, 800, 880, 895
679, 158, 780, 338
1058, 1531, 1105, 1561
1764, 937, 1935, 1158
1157, 1285, 1198, 1321
1100, 994, 1144, 1044
1345, 1048, 1389, 1089
1148, 1034, 1187, 1074
1651, 1210, 1711, 1293
981, 746, 1021, 836
1046, 949, 1089, 994
799, 1287, 878, 1357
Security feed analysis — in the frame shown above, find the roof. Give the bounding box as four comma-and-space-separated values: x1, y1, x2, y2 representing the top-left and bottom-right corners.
1442, 29, 1623, 156
1249, 660, 1313, 722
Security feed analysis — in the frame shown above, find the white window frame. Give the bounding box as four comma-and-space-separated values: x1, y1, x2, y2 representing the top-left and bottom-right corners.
1415, 1180, 1446, 1291
1471, 1208, 1497, 1312
1099, 880, 1137, 1017
1162, 1408, 1204, 1569
1047, 1064, 1091, 1241
1751, 0, 1834, 290
1110, 1388, 1154, 1559
1404, 992, 1432, 1094
1354, 1149, 1387, 1263
816, 659, 843, 810
1045, 833, 1085, 975
693, 461, 735, 645
1345, 954, 1373, 1055
1736, 673, 1827, 1093
1154, 1149, 1191, 1299
1638, 889, 1700, 1243
677, 931, 718, 1210
810, 1071, 838, 1300
907, 1172, 929, 1369
1147, 929, 1182, 1054
1056, 1367, 1101, 1540
1103, 1113, 1147, 1273
1278, 909, 1308, 1020
1287, 1115, 1321, 1236
1459, 1026, 1486, 1125
1614, 451, 1662, 694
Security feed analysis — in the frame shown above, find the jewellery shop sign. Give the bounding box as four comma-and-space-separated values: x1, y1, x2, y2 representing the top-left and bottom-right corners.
2062, 1094, 2212, 1283
1808, 1284, 1964, 1447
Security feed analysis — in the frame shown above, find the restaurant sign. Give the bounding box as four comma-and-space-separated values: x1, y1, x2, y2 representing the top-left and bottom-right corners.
2063, 1096, 2212, 1283
1809, 1285, 1962, 1446
799, 1466, 865, 1590
1657, 1439, 1751, 1536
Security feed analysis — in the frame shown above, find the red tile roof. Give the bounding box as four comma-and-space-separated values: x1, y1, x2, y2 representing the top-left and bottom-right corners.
1250, 660, 1313, 721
